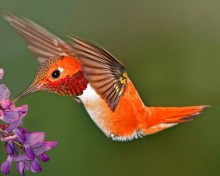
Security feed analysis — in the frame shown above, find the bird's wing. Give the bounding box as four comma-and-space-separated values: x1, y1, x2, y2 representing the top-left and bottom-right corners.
3, 12, 127, 111
2, 12, 74, 63
69, 37, 127, 111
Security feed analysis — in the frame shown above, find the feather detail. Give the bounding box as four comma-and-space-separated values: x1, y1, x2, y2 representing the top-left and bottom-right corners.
2, 12, 74, 63
69, 37, 127, 111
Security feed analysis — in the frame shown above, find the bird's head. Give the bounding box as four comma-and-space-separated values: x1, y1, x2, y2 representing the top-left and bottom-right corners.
14, 56, 88, 102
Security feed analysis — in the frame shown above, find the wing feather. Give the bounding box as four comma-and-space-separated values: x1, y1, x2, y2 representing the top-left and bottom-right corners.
69, 37, 127, 111
2, 12, 73, 63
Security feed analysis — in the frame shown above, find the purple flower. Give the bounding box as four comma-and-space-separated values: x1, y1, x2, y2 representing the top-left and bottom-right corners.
3, 128, 57, 174
0, 68, 57, 175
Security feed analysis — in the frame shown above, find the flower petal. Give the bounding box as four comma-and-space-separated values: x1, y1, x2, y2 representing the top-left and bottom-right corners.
1, 156, 12, 175
1, 100, 12, 109
5, 141, 17, 154
1, 105, 28, 124
42, 141, 57, 150
13, 128, 26, 143
8, 116, 24, 130
35, 141, 57, 156
39, 153, 50, 162
1, 110, 19, 123
13, 105, 28, 115
5, 142, 13, 155
13, 154, 26, 162
25, 145, 35, 161
0, 84, 10, 101
7, 105, 28, 130
16, 162, 25, 175
25, 132, 45, 146
31, 159, 42, 172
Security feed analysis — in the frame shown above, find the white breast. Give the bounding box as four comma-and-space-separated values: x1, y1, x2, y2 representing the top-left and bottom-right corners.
78, 84, 110, 136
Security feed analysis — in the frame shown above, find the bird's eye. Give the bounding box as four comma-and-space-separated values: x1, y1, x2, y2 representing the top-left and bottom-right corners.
51, 69, 60, 79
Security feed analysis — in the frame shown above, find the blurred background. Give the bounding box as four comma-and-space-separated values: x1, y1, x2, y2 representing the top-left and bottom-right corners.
0, 0, 220, 175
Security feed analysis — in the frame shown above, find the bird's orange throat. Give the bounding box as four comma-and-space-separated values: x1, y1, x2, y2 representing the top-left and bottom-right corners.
42, 71, 88, 96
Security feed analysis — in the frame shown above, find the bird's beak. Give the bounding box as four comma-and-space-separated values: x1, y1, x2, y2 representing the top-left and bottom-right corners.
13, 83, 43, 103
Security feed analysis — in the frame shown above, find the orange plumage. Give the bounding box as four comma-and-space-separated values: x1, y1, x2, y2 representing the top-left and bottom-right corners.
78, 76, 207, 140
3, 12, 209, 141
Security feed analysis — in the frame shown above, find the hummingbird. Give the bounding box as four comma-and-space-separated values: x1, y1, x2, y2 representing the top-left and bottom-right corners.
3, 12, 208, 141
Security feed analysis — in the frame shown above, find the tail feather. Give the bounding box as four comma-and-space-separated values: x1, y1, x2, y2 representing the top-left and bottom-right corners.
143, 105, 209, 135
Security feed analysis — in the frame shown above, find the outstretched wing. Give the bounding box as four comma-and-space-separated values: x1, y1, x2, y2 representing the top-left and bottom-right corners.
3, 12, 127, 111
2, 12, 74, 63
69, 37, 127, 111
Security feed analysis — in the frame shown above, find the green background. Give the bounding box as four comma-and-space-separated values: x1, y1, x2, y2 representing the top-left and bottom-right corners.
0, 1, 220, 175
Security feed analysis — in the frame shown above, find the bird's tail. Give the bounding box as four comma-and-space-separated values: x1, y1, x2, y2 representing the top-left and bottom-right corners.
142, 105, 209, 135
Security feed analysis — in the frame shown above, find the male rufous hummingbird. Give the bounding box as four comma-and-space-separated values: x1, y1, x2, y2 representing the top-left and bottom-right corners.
3, 12, 208, 141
